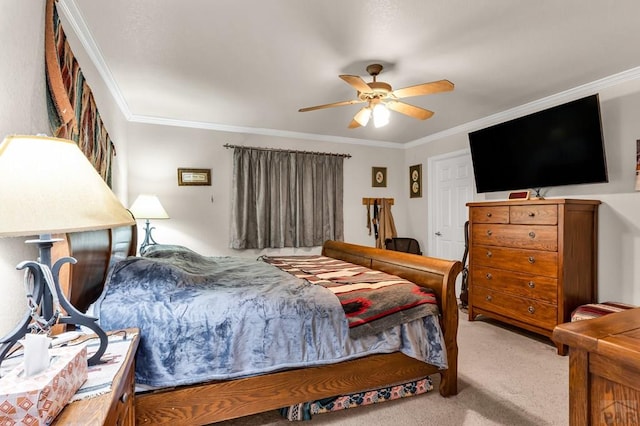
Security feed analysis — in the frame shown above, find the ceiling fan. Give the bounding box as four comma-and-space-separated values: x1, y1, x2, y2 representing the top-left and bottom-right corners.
299, 64, 454, 128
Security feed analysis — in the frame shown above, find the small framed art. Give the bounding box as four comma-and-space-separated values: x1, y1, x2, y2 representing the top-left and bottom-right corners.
372, 167, 387, 187
409, 164, 422, 198
508, 190, 530, 201
178, 168, 211, 186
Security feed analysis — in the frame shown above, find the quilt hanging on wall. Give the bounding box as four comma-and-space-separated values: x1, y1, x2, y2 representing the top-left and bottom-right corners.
44, 0, 115, 187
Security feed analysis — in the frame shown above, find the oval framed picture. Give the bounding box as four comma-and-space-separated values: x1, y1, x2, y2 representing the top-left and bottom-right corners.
409, 164, 422, 198
372, 167, 387, 187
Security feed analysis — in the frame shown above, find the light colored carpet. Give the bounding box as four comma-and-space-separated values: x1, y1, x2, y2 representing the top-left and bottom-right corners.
218, 312, 569, 425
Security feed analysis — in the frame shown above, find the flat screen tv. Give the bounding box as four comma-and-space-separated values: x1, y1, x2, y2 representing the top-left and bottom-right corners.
468, 94, 608, 194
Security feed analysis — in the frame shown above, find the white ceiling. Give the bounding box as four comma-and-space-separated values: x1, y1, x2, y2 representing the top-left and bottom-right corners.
62, 0, 640, 146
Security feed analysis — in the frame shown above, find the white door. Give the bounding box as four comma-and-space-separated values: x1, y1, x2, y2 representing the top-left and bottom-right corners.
427, 150, 475, 295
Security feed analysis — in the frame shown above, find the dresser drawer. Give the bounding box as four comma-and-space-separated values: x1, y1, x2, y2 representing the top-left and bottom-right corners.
510, 204, 558, 225
471, 266, 557, 304
470, 206, 509, 224
471, 244, 558, 277
471, 287, 557, 329
472, 224, 558, 251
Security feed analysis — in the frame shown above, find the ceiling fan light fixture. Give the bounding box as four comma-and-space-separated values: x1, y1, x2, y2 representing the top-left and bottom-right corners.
299, 63, 453, 129
354, 107, 372, 127
373, 102, 390, 128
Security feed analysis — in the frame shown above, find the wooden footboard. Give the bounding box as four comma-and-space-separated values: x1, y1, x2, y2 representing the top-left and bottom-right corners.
322, 240, 462, 397
136, 241, 462, 425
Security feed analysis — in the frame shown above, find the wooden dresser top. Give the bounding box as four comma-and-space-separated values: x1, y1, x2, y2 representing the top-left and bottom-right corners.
553, 308, 640, 365
467, 198, 602, 207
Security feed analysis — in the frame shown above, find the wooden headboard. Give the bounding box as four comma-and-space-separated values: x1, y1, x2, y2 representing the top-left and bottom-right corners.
54, 225, 137, 313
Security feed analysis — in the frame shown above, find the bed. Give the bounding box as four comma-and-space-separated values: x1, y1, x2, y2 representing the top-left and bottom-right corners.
57, 225, 462, 425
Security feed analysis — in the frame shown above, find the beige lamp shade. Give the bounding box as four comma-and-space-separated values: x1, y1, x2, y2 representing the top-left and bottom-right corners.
129, 194, 169, 220
0, 135, 135, 237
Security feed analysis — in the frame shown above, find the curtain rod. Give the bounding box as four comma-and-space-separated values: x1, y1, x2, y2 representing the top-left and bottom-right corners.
223, 143, 352, 158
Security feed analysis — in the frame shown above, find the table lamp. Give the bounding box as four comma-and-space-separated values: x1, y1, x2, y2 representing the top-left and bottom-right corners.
128, 194, 169, 252
0, 135, 136, 367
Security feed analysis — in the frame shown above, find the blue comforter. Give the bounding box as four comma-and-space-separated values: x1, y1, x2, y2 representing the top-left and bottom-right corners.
94, 245, 447, 387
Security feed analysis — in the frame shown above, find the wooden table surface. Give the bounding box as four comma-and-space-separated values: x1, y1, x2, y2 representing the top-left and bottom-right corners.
53, 328, 140, 425
553, 308, 640, 425
553, 308, 640, 362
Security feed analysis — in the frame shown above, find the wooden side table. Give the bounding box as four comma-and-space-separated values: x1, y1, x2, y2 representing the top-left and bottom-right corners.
553, 309, 640, 425
53, 328, 140, 426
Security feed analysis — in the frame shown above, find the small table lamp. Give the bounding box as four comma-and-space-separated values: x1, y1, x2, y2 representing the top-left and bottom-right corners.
128, 194, 169, 252
0, 135, 136, 367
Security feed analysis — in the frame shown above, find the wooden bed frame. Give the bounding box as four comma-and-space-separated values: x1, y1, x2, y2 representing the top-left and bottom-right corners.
58, 226, 462, 425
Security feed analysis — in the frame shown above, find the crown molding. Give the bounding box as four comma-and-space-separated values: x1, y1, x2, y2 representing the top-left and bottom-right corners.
405, 66, 640, 149
58, 0, 133, 121
59, 1, 398, 148
58, 1, 640, 151
130, 114, 401, 148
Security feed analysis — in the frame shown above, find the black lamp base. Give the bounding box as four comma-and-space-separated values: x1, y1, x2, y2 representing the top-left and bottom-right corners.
0, 235, 108, 371
139, 219, 159, 253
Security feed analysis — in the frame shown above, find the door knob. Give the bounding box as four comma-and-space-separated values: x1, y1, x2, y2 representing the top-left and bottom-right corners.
435, 232, 442, 236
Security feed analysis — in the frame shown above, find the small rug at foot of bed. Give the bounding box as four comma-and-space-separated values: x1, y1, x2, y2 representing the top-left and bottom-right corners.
279, 376, 433, 421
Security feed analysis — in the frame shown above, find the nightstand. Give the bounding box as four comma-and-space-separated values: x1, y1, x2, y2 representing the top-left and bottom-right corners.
53, 328, 140, 426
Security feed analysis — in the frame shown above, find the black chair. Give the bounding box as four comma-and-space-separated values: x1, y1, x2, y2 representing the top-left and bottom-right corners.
384, 237, 422, 255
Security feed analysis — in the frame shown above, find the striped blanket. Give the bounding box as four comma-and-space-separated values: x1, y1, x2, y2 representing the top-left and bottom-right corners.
262, 255, 439, 338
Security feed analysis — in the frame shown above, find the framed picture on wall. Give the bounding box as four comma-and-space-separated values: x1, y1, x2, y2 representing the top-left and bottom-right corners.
372, 167, 387, 187
178, 168, 211, 186
409, 164, 422, 198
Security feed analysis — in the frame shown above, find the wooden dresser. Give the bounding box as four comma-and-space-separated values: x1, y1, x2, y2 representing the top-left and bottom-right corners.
466, 199, 600, 354
553, 308, 640, 425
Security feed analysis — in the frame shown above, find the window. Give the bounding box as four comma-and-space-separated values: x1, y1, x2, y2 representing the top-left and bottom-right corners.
230, 147, 345, 249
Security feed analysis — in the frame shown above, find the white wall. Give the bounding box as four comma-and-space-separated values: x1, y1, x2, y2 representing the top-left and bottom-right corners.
126, 123, 407, 257
2, 0, 640, 339
405, 86, 640, 305
0, 1, 49, 335
0, 0, 131, 336
55, 4, 131, 202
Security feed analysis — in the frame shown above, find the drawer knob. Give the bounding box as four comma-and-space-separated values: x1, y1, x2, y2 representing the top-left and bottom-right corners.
528, 281, 535, 288
528, 256, 535, 264
486, 295, 492, 302
486, 273, 493, 280
528, 306, 536, 314
120, 392, 130, 403
528, 212, 535, 217
486, 250, 492, 258
486, 212, 492, 217
528, 231, 536, 239
486, 229, 493, 236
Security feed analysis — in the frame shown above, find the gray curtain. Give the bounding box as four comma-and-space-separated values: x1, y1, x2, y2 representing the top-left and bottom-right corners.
230, 147, 344, 249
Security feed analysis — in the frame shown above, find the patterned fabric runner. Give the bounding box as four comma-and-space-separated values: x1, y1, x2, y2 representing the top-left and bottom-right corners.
70, 332, 138, 401
262, 255, 439, 338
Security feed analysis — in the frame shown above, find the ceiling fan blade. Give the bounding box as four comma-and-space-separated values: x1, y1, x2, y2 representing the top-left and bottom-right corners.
391, 79, 454, 99
298, 99, 363, 112
339, 75, 373, 93
386, 100, 434, 120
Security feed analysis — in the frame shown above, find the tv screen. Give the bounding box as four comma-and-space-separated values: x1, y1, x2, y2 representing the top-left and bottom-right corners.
468, 94, 608, 193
